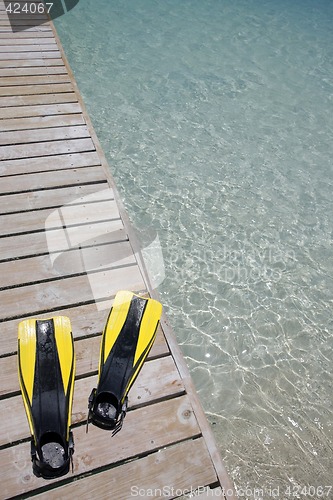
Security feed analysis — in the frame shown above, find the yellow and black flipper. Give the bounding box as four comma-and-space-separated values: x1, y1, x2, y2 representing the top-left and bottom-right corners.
18, 317, 76, 479
88, 290, 162, 434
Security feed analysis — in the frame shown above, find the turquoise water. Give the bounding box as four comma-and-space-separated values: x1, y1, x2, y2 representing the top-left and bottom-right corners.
55, 0, 333, 495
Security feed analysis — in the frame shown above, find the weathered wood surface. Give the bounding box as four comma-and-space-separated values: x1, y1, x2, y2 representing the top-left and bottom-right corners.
34, 439, 216, 500
0, 165, 106, 193
0, 58, 64, 68
0, 37, 56, 44
0, 2, 236, 498
0, 50, 61, 58
0, 65, 66, 76
0, 151, 100, 174
0, 198, 120, 234
0, 183, 109, 214
0, 137, 95, 159
0, 220, 125, 261
0, 44, 57, 52
0, 264, 146, 320
0, 124, 88, 143
0, 113, 79, 131
0, 30, 52, 36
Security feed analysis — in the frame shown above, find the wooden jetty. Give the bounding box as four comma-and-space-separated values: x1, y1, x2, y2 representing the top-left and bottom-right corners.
0, 2, 236, 498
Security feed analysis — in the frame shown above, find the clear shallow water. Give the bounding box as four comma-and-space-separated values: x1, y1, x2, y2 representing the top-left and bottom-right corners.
56, 0, 333, 494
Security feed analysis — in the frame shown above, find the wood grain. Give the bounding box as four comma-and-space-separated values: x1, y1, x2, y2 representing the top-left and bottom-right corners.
0, 137, 95, 160
0, 264, 146, 320
34, 439, 216, 500
0, 151, 100, 175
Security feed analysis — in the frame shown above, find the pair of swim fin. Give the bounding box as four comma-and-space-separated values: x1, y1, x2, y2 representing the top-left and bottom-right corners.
18, 291, 162, 479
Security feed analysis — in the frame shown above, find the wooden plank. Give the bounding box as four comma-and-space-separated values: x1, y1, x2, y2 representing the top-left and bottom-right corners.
0, 37, 56, 44
0, 13, 46, 17
0, 16, 47, 21
0, 11, 47, 16
0, 198, 119, 235
34, 439, 216, 500
0, 20, 49, 27
0, 25, 51, 30
0, 264, 146, 320
0, 14, 47, 20
0, 355, 180, 443
0, 113, 84, 132
0, 25, 52, 32
0, 65, 66, 76
0, 30, 52, 38
0, 137, 95, 160
0, 181, 107, 215
0, 19, 48, 23
0, 50, 61, 59
0, 21, 49, 26
0, 81, 73, 95
0, 396, 199, 499
0, 101, 79, 119
0, 240, 136, 289
0, 151, 100, 175
0, 43, 57, 52
0, 21, 49, 25
0, 124, 89, 145
0, 30, 53, 36
0, 183, 109, 215
0, 219, 125, 262
0, 91, 77, 107
0, 73, 70, 85
0, 57, 63, 67
0, 165, 106, 194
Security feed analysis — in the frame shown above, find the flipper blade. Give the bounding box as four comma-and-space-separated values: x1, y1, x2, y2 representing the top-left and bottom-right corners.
18, 319, 37, 436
